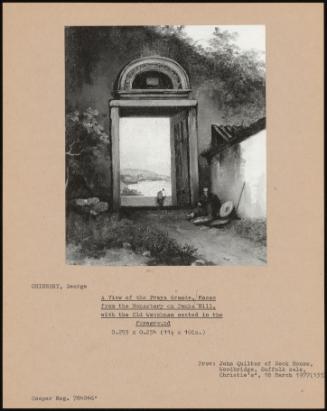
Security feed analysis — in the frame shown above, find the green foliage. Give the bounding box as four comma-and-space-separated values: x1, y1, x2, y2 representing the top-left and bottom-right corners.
66, 211, 198, 265
152, 26, 265, 123
65, 108, 110, 200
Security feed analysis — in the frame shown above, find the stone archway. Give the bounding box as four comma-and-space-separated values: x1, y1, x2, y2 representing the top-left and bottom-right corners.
109, 56, 199, 210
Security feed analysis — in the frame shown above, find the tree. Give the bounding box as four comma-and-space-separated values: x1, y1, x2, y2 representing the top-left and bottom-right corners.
65, 108, 109, 197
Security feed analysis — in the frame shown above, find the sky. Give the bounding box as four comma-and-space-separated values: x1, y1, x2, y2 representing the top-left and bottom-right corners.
120, 117, 171, 176
183, 25, 265, 58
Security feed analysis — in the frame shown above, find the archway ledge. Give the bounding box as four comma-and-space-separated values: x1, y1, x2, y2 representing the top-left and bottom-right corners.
114, 56, 192, 99
109, 99, 197, 108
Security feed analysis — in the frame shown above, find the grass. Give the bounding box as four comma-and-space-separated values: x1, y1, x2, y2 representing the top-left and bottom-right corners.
66, 210, 198, 265
230, 218, 267, 246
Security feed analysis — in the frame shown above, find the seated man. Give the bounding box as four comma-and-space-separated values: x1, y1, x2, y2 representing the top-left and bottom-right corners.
187, 187, 221, 220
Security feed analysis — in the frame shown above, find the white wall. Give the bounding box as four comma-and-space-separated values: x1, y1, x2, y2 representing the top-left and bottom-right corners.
211, 130, 266, 219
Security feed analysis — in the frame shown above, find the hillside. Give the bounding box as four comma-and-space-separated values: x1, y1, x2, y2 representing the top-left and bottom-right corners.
121, 168, 170, 184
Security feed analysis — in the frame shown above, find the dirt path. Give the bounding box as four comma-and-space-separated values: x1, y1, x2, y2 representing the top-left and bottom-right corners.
129, 210, 266, 265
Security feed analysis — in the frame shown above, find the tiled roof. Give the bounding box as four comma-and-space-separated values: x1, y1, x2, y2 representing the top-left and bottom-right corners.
202, 117, 266, 159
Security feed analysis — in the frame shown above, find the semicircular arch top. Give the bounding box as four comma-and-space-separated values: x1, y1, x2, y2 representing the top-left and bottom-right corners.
114, 56, 191, 98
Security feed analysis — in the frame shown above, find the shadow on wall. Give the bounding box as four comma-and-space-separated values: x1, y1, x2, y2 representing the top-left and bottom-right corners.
210, 130, 266, 219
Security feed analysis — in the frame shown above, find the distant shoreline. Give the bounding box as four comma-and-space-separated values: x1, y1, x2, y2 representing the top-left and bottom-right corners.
121, 168, 170, 185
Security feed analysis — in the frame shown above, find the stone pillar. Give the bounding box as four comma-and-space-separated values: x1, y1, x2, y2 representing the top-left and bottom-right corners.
110, 107, 120, 211
188, 106, 199, 205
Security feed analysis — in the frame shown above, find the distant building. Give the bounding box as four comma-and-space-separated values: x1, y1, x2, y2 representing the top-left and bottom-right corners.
202, 118, 266, 219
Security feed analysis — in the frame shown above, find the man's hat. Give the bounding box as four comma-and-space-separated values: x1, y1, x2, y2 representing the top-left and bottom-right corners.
219, 201, 234, 218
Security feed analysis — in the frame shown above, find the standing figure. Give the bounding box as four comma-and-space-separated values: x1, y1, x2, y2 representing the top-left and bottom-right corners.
156, 188, 166, 209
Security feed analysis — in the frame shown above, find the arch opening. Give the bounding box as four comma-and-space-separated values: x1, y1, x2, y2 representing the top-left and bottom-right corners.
132, 70, 174, 89
109, 56, 199, 210
114, 56, 191, 99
